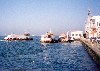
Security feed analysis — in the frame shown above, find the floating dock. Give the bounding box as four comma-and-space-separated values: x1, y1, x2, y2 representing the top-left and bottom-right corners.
80, 37, 100, 67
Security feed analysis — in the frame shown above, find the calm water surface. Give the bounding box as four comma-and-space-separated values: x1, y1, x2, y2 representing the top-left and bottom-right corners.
0, 36, 99, 71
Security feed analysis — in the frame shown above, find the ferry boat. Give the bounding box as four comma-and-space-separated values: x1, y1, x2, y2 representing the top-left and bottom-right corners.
40, 30, 58, 43
59, 33, 68, 42
4, 33, 33, 41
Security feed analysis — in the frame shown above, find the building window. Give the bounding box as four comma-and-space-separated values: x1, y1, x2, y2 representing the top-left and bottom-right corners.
79, 34, 81, 36
91, 19, 95, 24
92, 19, 95, 22
76, 34, 78, 36
97, 22, 98, 26
72, 34, 74, 36
90, 19, 92, 21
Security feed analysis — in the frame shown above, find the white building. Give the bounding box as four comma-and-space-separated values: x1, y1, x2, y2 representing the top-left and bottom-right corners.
70, 31, 83, 40
85, 10, 100, 38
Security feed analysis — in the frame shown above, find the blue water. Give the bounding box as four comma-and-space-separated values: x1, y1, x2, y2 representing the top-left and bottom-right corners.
0, 36, 99, 71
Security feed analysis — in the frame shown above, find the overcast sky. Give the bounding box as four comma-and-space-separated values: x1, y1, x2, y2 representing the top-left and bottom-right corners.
0, 0, 100, 35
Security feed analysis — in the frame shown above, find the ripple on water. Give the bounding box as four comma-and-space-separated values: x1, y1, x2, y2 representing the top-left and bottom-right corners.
0, 36, 99, 71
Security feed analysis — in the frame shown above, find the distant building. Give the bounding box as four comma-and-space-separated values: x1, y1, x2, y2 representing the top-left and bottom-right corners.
85, 10, 100, 38
70, 31, 83, 40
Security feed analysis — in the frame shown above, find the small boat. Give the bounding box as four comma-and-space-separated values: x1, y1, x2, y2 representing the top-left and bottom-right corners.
41, 32, 54, 43
58, 32, 74, 43
4, 33, 33, 41
59, 33, 68, 42
40, 30, 58, 43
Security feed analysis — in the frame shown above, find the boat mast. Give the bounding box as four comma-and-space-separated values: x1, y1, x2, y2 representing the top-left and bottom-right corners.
50, 28, 51, 33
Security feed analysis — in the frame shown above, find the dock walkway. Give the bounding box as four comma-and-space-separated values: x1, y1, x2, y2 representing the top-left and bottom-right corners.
80, 37, 100, 67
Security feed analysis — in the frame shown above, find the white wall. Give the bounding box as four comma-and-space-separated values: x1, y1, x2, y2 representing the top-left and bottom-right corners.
71, 31, 83, 39
85, 16, 100, 38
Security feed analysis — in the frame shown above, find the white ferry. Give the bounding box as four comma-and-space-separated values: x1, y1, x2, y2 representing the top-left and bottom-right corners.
40, 29, 57, 43
4, 33, 33, 41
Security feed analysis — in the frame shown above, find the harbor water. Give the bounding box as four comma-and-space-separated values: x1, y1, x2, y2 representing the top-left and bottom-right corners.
0, 36, 99, 71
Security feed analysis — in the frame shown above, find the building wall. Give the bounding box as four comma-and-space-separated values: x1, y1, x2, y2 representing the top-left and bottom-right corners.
71, 31, 83, 40
85, 16, 100, 38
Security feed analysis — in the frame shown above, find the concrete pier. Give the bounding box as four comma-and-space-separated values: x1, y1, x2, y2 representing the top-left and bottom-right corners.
80, 37, 100, 67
